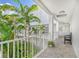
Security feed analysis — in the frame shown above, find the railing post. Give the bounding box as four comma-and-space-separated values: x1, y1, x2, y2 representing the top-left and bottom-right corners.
17, 40, 19, 58
21, 39, 23, 58
13, 41, 15, 58
24, 38, 26, 58
1, 44, 3, 58
32, 36, 34, 57
43, 34, 44, 49
49, 15, 54, 40
7, 43, 9, 58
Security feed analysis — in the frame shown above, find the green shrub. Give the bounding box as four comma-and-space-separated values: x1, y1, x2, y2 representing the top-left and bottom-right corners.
48, 41, 55, 47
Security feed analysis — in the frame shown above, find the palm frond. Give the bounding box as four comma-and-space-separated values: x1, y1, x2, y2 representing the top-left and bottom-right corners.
27, 5, 38, 14
0, 4, 16, 11
29, 14, 40, 22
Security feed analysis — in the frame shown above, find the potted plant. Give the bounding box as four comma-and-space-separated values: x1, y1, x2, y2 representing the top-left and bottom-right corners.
48, 41, 55, 47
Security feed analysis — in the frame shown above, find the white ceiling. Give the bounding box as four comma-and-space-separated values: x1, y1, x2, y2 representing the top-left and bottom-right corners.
40, 0, 76, 13
34, 0, 77, 23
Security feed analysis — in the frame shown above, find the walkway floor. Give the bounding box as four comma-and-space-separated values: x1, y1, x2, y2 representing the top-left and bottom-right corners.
37, 36, 77, 58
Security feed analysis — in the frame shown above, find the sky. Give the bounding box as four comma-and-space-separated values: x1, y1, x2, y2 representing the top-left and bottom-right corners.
0, 0, 48, 24
0, 0, 35, 7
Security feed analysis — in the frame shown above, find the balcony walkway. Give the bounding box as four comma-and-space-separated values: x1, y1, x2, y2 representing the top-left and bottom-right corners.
37, 36, 77, 58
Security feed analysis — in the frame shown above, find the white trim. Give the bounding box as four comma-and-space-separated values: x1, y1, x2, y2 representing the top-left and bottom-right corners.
33, 47, 47, 58
72, 44, 79, 58
33, 0, 52, 15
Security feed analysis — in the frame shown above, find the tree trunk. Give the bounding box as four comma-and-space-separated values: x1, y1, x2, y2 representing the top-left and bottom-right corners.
25, 22, 30, 42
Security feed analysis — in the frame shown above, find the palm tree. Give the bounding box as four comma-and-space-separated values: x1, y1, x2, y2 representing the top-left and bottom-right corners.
31, 23, 45, 35
0, 2, 41, 57
37, 23, 45, 34
0, 0, 45, 41
0, 4, 16, 11
0, 4, 18, 41
13, 0, 40, 40
0, 4, 27, 57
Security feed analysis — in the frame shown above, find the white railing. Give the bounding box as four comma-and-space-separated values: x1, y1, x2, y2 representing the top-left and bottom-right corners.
0, 34, 48, 58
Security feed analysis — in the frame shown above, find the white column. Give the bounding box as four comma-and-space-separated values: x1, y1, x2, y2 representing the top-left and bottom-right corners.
48, 15, 54, 41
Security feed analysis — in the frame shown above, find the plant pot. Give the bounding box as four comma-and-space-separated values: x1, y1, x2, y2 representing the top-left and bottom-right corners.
48, 45, 53, 47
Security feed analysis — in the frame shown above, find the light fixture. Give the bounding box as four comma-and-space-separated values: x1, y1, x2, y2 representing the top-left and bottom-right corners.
56, 10, 67, 17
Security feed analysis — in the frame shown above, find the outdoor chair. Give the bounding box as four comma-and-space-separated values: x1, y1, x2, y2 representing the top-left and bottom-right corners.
64, 33, 72, 45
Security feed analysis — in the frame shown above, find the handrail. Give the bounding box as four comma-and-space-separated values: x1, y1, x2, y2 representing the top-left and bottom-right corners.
0, 34, 48, 58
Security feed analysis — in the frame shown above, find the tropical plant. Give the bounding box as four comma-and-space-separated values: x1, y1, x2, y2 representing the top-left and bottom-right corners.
0, 4, 17, 41
0, 4, 38, 58
0, 4, 16, 11
0, 0, 45, 58
31, 23, 45, 34
0, 3, 25, 41
48, 41, 55, 47
37, 23, 45, 34
0, 10, 19, 41
13, 0, 41, 40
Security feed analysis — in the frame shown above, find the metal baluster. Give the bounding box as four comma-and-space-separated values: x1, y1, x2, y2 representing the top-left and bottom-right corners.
7, 43, 9, 58
17, 40, 19, 58
43, 34, 44, 49
32, 37, 34, 57
21, 40, 23, 58
24, 38, 26, 57
13, 17, 16, 58
26, 37, 28, 58
13, 41, 15, 58
35, 34, 37, 54
1, 44, 3, 58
